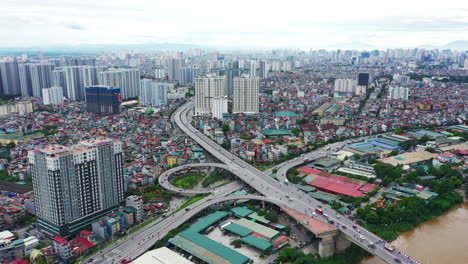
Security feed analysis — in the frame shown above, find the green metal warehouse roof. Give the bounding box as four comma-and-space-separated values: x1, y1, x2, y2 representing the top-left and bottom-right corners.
241, 235, 272, 251
262, 129, 291, 137
178, 231, 250, 264
307, 191, 339, 203
224, 223, 253, 237
169, 235, 232, 264
297, 184, 317, 192
187, 211, 229, 233
393, 187, 420, 195
248, 212, 271, 224
231, 207, 254, 218
234, 218, 279, 239
274, 111, 297, 117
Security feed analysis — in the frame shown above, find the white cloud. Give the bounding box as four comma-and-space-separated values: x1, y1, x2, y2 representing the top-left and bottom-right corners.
0, 0, 467, 49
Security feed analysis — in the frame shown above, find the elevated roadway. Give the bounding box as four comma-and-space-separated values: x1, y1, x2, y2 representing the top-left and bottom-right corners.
173, 100, 420, 264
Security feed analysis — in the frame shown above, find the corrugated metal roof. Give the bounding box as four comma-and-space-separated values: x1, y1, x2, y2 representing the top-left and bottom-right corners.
240, 235, 271, 251
169, 235, 231, 264
224, 223, 252, 237
187, 211, 229, 233
234, 218, 279, 239
231, 207, 253, 218
248, 212, 271, 224
178, 232, 250, 264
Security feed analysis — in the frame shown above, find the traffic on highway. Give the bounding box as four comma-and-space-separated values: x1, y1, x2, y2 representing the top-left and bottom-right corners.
82, 100, 419, 264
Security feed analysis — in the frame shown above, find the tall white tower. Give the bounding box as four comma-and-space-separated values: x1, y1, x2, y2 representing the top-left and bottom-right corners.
194, 75, 227, 116
233, 75, 259, 114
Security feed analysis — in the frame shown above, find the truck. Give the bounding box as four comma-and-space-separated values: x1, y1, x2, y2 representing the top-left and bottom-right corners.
315, 208, 323, 214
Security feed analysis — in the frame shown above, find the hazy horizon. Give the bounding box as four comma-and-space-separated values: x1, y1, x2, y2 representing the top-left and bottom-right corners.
2, 0, 468, 50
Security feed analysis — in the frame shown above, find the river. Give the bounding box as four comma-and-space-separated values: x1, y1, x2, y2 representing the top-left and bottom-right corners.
359, 202, 468, 264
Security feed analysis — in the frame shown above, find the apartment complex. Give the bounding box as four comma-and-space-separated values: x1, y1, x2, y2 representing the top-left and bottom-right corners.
28, 138, 124, 236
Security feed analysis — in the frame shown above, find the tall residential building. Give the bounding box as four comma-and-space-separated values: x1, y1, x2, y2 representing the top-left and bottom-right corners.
29, 139, 124, 236
19, 64, 33, 96
259, 60, 268, 79
98, 68, 140, 99
222, 68, 241, 97
233, 75, 259, 114
211, 97, 228, 119
194, 75, 227, 115
179, 66, 202, 85
357, 73, 370, 87
139, 79, 168, 106
19, 63, 55, 97
334, 79, 357, 94
50, 58, 96, 67
52, 66, 100, 101
0, 61, 21, 95
154, 68, 166, 79
42, 86, 64, 105
388, 86, 409, 100
85, 85, 122, 114
166, 58, 185, 81
249, 60, 257, 76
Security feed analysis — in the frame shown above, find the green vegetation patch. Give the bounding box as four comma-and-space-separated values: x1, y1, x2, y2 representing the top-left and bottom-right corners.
201, 173, 226, 187
277, 244, 370, 264
173, 173, 204, 189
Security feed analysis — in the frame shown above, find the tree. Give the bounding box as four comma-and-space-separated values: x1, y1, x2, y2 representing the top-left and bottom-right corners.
265, 211, 278, 222
222, 123, 230, 133
291, 128, 302, 137
426, 147, 436, 153
231, 239, 242, 248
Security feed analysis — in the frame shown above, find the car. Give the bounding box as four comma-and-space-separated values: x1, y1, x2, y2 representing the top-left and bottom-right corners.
185, 208, 190, 211
336, 214, 340, 218
394, 258, 401, 263
352, 225, 357, 229
342, 225, 347, 229
367, 243, 375, 249
312, 212, 317, 217
359, 235, 365, 240
318, 205, 323, 208
323, 214, 328, 218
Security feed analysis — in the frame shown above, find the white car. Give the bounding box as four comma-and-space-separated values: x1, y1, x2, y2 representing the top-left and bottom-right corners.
359, 235, 365, 240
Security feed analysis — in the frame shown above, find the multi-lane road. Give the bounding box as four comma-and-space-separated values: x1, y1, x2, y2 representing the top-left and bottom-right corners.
83, 100, 419, 264
173, 100, 419, 264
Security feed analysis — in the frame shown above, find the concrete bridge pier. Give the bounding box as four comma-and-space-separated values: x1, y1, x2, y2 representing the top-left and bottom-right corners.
318, 234, 336, 258
335, 232, 352, 252
318, 231, 351, 257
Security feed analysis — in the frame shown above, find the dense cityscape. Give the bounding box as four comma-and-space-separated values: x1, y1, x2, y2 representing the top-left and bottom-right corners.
1, 1, 468, 264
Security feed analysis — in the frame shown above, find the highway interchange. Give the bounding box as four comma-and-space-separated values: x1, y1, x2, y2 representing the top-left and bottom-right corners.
83, 100, 419, 264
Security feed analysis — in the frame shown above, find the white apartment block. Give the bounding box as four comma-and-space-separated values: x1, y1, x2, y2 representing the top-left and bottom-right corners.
42, 86, 64, 105
194, 75, 227, 116
233, 75, 259, 113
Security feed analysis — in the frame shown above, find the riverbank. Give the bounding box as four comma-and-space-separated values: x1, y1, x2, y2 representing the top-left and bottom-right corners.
356, 191, 464, 241
359, 202, 468, 264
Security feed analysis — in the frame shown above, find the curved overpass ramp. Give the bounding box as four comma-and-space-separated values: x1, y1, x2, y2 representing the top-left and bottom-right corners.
158, 163, 240, 194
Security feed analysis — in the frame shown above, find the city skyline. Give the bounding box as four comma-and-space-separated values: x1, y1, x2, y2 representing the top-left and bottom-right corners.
1, 0, 467, 50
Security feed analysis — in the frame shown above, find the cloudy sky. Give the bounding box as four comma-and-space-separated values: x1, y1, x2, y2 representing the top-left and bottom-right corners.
1, 0, 468, 49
